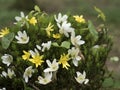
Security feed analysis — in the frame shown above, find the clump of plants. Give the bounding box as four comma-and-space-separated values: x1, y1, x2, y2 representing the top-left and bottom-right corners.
0, 6, 112, 90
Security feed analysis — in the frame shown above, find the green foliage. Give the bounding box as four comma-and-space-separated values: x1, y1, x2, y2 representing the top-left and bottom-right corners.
94, 6, 106, 21
0, 6, 112, 90
1, 32, 14, 49
88, 20, 98, 42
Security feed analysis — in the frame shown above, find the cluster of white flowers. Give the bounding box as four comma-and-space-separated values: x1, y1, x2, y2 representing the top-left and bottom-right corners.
0, 12, 89, 86
55, 13, 74, 37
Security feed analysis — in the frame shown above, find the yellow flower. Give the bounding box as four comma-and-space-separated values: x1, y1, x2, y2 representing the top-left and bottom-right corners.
45, 23, 54, 36
73, 15, 85, 23
22, 50, 30, 60
59, 54, 70, 69
29, 17, 37, 26
29, 54, 44, 68
53, 33, 61, 39
0, 27, 9, 37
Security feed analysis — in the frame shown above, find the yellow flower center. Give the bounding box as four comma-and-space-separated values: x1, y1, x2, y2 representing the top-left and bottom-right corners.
0, 27, 10, 37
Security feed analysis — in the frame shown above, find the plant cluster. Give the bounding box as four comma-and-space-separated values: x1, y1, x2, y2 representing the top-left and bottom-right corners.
0, 6, 112, 90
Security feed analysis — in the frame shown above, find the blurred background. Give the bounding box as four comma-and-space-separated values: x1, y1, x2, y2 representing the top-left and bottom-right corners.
0, 0, 119, 89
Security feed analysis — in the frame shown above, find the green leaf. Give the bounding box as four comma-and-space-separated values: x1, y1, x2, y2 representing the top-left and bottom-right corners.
1, 33, 14, 49
88, 20, 98, 41
114, 80, 120, 88
61, 41, 70, 49
94, 6, 106, 21
2, 37, 10, 49
5, 33, 14, 42
102, 77, 114, 87
52, 42, 59, 47
34, 5, 41, 12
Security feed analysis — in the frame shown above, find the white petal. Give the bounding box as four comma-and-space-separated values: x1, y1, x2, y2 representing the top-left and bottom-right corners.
44, 68, 51, 72
23, 31, 27, 37
84, 79, 89, 84
15, 36, 21, 41
62, 15, 68, 21
76, 71, 82, 76
25, 76, 28, 83
64, 31, 69, 37
18, 31, 23, 37
36, 45, 41, 50
15, 17, 21, 21
54, 15, 57, 22
46, 60, 52, 67
2, 71, 7, 77
76, 56, 81, 61
83, 71, 86, 78
29, 50, 35, 57
20, 12, 25, 17
53, 59, 57, 64
73, 59, 78, 67
45, 72, 52, 80
57, 23, 61, 28
76, 35, 81, 40
78, 40, 85, 45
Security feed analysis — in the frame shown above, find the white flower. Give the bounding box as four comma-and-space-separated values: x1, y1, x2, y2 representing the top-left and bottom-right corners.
75, 71, 89, 84
44, 59, 59, 72
68, 47, 81, 67
2, 68, 15, 79
41, 41, 51, 52
1, 54, 13, 66
15, 30, 29, 44
54, 13, 68, 23
14, 12, 28, 26
110, 56, 119, 62
23, 66, 35, 83
0, 87, 6, 90
93, 45, 99, 48
38, 72, 52, 85
57, 21, 74, 37
71, 35, 85, 46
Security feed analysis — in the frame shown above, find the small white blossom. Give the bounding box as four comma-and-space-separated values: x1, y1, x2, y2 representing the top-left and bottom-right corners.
1, 54, 13, 66
93, 45, 99, 49
57, 21, 74, 37
41, 41, 51, 52
0, 87, 6, 90
23, 66, 35, 83
68, 47, 81, 67
2, 68, 15, 79
14, 12, 28, 26
38, 72, 52, 85
15, 30, 29, 44
44, 59, 59, 72
110, 56, 119, 62
71, 35, 85, 46
75, 71, 89, 84
54, 13, 68, 23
